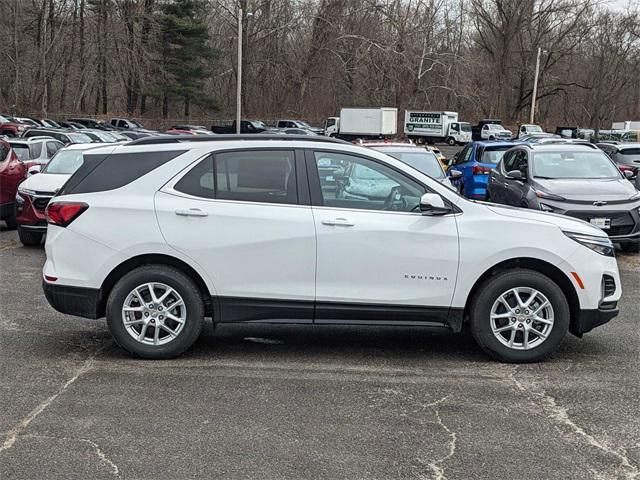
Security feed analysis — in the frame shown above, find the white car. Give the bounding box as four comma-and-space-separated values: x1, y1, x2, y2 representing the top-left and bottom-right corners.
42, 136, 621, 362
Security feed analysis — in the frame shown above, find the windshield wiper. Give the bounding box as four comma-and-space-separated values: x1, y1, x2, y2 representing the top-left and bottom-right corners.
533, 176, 557, 179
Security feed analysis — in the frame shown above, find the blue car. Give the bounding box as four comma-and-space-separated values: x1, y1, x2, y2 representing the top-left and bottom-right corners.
447, 141, 514, 199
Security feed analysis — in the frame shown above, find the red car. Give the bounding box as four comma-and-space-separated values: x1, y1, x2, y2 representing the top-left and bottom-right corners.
0, 138, 27, 229
0, 114, 29, 137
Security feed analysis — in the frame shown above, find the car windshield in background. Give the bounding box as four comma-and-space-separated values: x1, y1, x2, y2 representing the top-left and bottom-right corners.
131, 120, 143, 128
532, 151, 620, 179
68, 133, 93, 143
42, 150, 84, 174
379, 149, 445, 179
620, 148, 640, 160
481, 146, 510, 164
461, 124, 472, 132
528, 125, 544, 133
10, 144, 31, 161
0, 115, 11, 123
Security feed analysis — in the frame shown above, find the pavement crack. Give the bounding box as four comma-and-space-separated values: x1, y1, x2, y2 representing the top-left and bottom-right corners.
504, 365, 639, 480
20, 434, 121, 478
420, 396, 457, 480
0, 347, 104, 455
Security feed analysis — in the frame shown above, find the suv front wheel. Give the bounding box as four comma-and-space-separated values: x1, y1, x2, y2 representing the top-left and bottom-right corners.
106, 265, 204, 359
470, 269, 569, 363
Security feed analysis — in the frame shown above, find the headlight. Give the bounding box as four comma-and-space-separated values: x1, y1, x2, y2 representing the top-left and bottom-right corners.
15, 192, 24, 205
564, 231, 614, 257
18, 186, 36, 196
535, 190, 566, 201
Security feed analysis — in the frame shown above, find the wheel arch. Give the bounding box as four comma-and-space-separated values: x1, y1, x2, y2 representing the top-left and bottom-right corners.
98, 254, 213, 318
463, 257, 580, 333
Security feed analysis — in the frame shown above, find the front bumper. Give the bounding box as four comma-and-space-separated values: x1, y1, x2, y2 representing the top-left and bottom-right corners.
43, 280, 102, 319
16, 192, 51, 227
537, 200, 640, 243
571, 304, 619, 336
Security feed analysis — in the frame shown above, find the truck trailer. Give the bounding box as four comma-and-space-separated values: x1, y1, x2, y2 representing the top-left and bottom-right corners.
324, 108, 397, 141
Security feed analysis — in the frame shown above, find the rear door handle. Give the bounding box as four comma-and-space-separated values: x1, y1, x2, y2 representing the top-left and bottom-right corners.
175, 208, 208, 217
322, 217, 355, 227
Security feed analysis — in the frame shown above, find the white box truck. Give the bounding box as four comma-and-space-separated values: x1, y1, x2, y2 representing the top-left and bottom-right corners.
324, 107, 397, 140
611, 121, 640, 131
404, 111, 472, 145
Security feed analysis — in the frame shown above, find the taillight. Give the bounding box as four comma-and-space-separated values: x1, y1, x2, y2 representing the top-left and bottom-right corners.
618, 165, 633, 172
45, 202, 88, 227
472, 165, 492, 174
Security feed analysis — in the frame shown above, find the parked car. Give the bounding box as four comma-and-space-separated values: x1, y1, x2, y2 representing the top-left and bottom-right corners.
165, 128, 198, 135
487, 143, 640, 252
57, 121, 84, 130
14, 117, 41, 127
41, 119, 61, 128
119, 131, 157, 140
517, 124, 544, 139
211, 120, 272, 134
22, 128, 94, 145
596, 142, 640, 180
276, 120, 323, 135
170, 125, 213, 135
281, 128, 318, 135
472, 119, 512, 141
110, 118, 145, 130
0, 138, 27, 229
365, 142, 459, 189
77, 129, 128, 143
426, 145, 447, 169
68, 117, 117, 131
447, 141, 513, 199
555, 126, 595, 140
42, 135, 621, 362
516, 133, 560, 143
0, 114, 29, 137
16, 143, 116, 245
8, 137, 64, 175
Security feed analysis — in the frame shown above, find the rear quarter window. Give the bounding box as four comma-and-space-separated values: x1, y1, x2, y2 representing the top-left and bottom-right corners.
59, 150, 187, 195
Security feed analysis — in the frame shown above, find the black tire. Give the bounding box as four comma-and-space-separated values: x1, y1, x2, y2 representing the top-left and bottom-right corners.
620, 242, 640, 253
469, 269, 569, 363
106, 265, 204, 359
3, 214, 17, 230
18, 227, 43, 246
447, 137, 456, 146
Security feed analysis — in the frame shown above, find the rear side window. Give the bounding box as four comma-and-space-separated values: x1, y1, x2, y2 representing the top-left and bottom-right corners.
215, 150, 296, 204
60, 150, 187, 195
0, 142, 11, 161
30, 142, 43, 158
173, 150, 297, 205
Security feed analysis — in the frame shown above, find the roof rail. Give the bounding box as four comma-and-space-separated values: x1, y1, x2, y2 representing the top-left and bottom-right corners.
127, 134, 350, 146
535, 139, 598, 148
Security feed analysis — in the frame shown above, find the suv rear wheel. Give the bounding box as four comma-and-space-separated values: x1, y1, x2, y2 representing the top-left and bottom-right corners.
106, 265, 204, 359
469, 269, 569, 363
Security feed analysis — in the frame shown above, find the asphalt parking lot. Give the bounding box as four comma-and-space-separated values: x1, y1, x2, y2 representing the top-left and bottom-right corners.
0, 224, 639, 479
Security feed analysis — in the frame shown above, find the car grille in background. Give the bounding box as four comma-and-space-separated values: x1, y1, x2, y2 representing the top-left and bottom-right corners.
602, 275, 616, 298
32, 196, 53, 211
565, 210, 635, 236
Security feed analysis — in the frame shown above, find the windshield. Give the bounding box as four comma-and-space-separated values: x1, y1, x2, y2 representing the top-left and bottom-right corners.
532, 151, 621, 179
297, 121, 311, 128
131, 120, 143, 128
0, 115, 10, 123
380, 149, 445, 179
460, 123, 472, 132
41, 150, 84, 174
480, 146, 510, 164
67, 133, 93, 143
620, 148, 640, 159
251, 121, 267, 129
11, 144, 31, 161
527, 125, 543, 133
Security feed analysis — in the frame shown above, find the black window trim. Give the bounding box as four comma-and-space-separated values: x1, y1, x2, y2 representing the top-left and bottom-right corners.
167, 147, 310, 207
304, 148, 460, 215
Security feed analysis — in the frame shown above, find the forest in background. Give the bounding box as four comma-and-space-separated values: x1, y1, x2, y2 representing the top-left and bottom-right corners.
0, 0, 638, 130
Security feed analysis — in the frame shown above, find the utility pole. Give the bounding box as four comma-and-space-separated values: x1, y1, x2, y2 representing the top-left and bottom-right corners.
529, 47, 542, 124
236, 7, 242, 134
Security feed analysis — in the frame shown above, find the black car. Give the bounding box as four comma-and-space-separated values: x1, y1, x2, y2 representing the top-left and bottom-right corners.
68, 117, 117, 131
487, 142, 640, 252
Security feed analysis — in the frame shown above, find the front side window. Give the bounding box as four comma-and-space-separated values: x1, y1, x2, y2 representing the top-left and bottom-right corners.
502, 150, 517, 172
313, 151, 425, 212
46, 141, 62, 156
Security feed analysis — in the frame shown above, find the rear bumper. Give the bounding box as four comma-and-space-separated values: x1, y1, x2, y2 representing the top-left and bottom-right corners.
42, 280, 102, 319
466, 174, 489, 199
571, 304, 619, 336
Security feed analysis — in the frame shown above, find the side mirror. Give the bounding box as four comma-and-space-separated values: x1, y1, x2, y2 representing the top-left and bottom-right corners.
28, 165, 41, 175
419, 193, 451, 216
506, 170, 524, 181
449, 169, 463, 180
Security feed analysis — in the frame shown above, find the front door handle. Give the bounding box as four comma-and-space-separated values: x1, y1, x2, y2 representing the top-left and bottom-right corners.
175, 208, 208, 217
322, 217, 355, 227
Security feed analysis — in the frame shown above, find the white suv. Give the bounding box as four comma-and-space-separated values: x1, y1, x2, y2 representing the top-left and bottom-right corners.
42, 135, 622, 362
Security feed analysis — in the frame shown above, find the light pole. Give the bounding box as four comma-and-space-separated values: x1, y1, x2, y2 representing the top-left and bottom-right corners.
529, 47, 546, 124
236, 7, 243, 134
